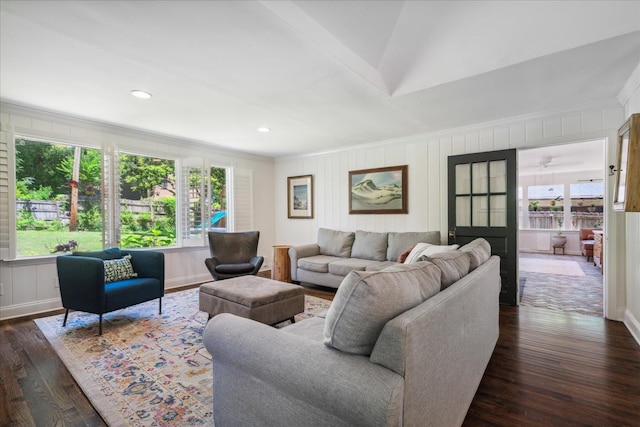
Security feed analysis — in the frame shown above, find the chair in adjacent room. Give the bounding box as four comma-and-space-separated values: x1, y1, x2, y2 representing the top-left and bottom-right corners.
56, 248, 165, 335
205, 231, 264, 280
580, 228, 595, 262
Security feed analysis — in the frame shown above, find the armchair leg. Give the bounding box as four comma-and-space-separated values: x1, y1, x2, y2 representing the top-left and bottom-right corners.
99, 314, 103, 336
63, 309, 69, 327
159, 297, 162, 314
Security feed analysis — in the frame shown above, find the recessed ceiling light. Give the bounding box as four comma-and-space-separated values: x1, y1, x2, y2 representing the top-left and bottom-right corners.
257, 127, 271, 133
131, 90, 152, 99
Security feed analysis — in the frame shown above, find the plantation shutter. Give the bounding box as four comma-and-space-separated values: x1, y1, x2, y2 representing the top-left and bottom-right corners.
232, 168, 253, 232
0, 122, 11, 259
102, 145, 120, 248
180, 158, 208, 247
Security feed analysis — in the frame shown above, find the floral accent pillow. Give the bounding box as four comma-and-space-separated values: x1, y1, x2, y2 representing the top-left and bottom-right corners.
104, 254, 137, 283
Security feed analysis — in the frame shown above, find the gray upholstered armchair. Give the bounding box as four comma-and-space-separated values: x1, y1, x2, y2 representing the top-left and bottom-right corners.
205, 231, 264, 280
56, 248, 165, 335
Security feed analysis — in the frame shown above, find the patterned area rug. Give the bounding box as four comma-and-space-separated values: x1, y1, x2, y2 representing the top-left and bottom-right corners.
519, 257, 585, 277
519, 253, 603, 317
35, 288, 331, 426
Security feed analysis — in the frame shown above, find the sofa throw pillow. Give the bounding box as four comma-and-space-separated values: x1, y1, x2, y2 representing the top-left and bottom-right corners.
323, 261, 441, 356
458, 238, 491, 271
104, 254, 138, 283
419, 250, 470, 289
396, 245, 415, 263
317, 228, 355, 257
350, 230, 388, 261
403, 243, 459, 264
386, 231, 440, 261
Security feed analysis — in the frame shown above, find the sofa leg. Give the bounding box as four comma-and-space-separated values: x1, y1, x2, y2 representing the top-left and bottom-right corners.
99, 314, 103, 336
290, 316, 295, 324
159, 297, 162, 314
63, 309, 69, 327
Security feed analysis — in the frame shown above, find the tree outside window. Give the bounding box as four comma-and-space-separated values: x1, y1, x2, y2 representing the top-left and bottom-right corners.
15, 138, 103, 256
118, 154, 176, 248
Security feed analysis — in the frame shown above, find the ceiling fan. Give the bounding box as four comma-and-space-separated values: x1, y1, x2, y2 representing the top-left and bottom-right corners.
537, 155, 582, 169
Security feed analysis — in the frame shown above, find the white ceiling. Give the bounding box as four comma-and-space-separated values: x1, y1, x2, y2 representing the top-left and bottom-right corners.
518, 139, 605, 177
1, 1, 639, 158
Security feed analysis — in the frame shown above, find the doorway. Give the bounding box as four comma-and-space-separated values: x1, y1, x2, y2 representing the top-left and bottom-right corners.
517, 140, 605, 317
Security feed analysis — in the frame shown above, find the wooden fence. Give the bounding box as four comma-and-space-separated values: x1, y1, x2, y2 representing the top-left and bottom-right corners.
17, 199, 168, 221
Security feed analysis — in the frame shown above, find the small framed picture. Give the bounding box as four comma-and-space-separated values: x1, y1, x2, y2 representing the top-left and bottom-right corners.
288, 175, 313, 219
349, 165, 408, 214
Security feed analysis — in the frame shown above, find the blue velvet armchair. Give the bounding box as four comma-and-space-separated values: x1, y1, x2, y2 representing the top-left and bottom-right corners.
56, 248, 165, 335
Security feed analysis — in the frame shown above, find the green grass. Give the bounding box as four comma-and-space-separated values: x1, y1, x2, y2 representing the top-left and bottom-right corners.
17, 230, 103, 257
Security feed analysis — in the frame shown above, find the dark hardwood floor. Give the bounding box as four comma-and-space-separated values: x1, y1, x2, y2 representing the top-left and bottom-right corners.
1, 285, 639, 426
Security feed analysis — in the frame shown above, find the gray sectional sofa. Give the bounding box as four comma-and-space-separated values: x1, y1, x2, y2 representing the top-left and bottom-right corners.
203, 238, 499, 427
288, 228, 441, 288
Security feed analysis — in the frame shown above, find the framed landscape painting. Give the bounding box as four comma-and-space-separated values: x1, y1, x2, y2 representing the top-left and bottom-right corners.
349, 165, 408, 214
288, 175, 314, 218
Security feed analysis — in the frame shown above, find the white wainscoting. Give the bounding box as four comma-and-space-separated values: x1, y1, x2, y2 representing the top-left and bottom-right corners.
0, 248, 212, 321
274, 101, 629, 323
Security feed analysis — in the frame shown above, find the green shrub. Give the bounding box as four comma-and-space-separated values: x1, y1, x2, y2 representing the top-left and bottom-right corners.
47, 220, 65, 231
156, 196, 176, 219
137, 212, 153, 230
16, 179, 53, 200
120, 209, 138, 232
17, 209, 35, 230
78, 205, 101, 231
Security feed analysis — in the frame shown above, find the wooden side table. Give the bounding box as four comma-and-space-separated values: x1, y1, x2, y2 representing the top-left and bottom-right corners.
272, 245, 292, 283
257, 268, 271, 279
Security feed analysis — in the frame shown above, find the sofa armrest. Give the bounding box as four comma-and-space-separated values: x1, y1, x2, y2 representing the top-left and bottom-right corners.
204, 314, 404, 426
288, 244, 320, 281
249, 255, 265, 273
56, 255, 106, 312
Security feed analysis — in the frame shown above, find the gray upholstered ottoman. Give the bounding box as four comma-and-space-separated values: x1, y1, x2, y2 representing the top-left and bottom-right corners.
199, 275, 305, 325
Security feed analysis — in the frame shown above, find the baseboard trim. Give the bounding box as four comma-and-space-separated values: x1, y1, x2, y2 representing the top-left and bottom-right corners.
624, 309, 640, 347
0, 273, 212, 321
165, 273, 211, 289
0, 297, 63, 321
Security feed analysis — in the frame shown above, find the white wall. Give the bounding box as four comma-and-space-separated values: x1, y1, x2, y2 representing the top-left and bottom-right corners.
0, 103, 275, 320
275, 100, 631, 327
620, 62, 640, 344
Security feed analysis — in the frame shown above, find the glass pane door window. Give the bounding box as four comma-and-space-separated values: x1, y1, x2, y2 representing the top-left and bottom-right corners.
455, 160, 507, 228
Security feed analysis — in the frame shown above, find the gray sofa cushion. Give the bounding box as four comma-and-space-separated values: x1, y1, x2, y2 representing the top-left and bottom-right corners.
365, 261, 397, 271
420, 251, 470, 289
298, 255, 344, 273
328, 258, 380, 276
317, 228, 355, 257
323, 261, 441, 356
386, 231, 441, 261
351, 230, 388, 261
459, 238, 492, 271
